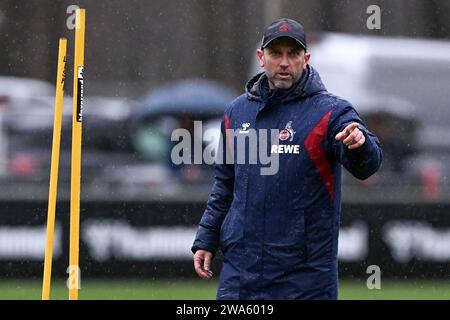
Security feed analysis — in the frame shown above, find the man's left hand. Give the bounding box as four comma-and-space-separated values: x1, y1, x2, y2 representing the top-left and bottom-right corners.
335, 122, 366, 149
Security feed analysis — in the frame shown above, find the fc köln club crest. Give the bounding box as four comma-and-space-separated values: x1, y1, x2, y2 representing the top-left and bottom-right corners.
279, 121, 296, 142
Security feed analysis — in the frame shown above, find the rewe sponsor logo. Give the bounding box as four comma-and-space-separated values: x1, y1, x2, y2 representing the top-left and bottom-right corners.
271, 144, 300, 154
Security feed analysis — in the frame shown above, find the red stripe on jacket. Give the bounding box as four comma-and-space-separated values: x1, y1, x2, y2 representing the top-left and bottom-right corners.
224, 114, 233, 156
304, 110, 335, 200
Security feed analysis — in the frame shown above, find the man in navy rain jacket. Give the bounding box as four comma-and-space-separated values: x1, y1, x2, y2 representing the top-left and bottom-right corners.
191, 18, 382, 300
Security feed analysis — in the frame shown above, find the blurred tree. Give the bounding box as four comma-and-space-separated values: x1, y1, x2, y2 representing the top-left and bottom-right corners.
0, 0, 449, 97
0, 0, 68, 82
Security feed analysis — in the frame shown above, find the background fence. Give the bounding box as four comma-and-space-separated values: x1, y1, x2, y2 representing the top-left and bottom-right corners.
1, 200, 450, 280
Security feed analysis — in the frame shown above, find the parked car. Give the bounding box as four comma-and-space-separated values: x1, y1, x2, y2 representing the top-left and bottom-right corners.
0, 76, 54, 108
2, 95, 138, 193
0, 76, 55, 182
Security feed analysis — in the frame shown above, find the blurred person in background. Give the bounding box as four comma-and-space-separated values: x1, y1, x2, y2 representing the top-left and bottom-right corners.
192, 18, 382, 299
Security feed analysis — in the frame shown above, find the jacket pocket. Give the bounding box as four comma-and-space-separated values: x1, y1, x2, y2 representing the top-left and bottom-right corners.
219, 201, 240, 253
264, 209, 306, 263
304, 207, 335, 264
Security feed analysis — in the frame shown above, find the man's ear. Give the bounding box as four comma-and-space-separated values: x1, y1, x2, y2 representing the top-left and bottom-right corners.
257, 49, 265, 67
303, 52, 311, 69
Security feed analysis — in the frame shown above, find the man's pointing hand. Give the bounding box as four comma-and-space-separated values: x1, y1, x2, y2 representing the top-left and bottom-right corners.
335, 122, 366, 149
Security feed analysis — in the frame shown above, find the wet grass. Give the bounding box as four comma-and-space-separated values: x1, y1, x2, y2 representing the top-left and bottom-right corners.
0, 279, 449, 300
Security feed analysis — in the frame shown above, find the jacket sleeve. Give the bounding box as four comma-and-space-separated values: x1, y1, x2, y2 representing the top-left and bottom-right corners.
191, 114, 234, 255
329, 104, 383, 180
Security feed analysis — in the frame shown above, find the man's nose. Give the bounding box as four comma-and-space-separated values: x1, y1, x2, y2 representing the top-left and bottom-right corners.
280, 55, 289, 68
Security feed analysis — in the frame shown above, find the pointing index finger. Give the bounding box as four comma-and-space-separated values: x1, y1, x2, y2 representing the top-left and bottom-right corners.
345, 122, 360, 133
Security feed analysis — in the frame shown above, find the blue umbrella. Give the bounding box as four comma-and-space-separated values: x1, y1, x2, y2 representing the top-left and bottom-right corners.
134, 78, 237, 120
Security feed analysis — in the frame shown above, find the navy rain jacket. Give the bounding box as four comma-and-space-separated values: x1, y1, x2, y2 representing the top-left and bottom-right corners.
192, 65, 382, 300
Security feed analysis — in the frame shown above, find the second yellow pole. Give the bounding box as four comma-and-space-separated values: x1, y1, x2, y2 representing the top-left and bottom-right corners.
42, 37, 67, 300
69, 8, 85, 300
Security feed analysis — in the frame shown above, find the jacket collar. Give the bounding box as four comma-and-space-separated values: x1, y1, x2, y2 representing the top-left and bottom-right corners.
246, 65, 327, 103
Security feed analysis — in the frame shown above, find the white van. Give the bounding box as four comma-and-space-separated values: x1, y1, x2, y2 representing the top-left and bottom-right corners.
307, 33, 450, 150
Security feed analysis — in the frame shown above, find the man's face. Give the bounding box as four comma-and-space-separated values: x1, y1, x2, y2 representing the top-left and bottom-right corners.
257, 37, 310, 90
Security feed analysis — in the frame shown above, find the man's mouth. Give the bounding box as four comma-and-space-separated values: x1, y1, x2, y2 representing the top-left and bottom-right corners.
276, 72, 291, 79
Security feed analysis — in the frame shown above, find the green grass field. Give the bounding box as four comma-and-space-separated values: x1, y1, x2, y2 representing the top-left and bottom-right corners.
1, 279, 450, 300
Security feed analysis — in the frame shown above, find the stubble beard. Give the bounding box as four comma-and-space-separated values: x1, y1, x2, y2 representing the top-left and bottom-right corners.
268, 69, 303, 90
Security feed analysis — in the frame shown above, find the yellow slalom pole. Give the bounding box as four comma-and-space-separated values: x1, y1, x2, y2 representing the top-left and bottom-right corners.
42, 38, 67, 300
69, 8, 85, 300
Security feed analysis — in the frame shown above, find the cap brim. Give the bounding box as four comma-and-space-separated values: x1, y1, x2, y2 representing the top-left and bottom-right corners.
261, 35, 306, 51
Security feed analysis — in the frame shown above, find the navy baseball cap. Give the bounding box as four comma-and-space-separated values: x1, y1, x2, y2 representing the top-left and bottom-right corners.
261, 18, 307, 51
